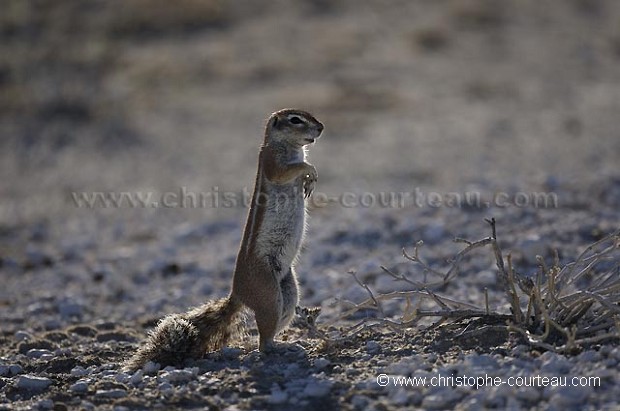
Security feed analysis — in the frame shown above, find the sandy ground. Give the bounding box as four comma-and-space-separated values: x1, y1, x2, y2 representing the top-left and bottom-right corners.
1, 0, 619, 409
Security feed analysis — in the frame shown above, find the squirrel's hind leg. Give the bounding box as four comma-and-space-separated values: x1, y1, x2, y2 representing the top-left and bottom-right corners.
278, 268, 299, 332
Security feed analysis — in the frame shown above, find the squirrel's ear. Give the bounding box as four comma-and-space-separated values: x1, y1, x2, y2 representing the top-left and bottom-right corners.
271, 116, 279, 128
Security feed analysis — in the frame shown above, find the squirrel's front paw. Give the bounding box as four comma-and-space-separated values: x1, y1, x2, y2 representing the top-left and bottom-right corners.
302, 165, 318, 199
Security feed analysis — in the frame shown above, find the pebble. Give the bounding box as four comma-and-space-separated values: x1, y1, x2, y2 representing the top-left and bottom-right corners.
366, 341, 380, 354
129, 370, 144, 385
302, 380, 332, 397
539, 352, 572, 374
421, 390, 460, 409
351, 395, 369, 409
0, 365, 22, 377
547, 385, 590, 406
10, 364, 23, 375
70, 366, 89, 377
70, 381, 89, 393
143, 361, 160, 374
36, 399, 54, 410
161, 369, 196, 383
268, 386, 289, 405
80, 401, 95, 411
578, 350, 599, 362
515, 386, 541, 402
389, 388, 410, 405
16, 375, 53, 391
221, 347, 243, 360
314, 357, 331, 370
464, 354, 499, 371
44, 319, 62, 330
58, 298, 84, 318
158, 382, 173, 393
27, 349, 53, 359
345, 367, 360, 377
484, 384, 512, 408
115, 373, 130, 383
15, 330, 33, 341
95, 389, 127, 399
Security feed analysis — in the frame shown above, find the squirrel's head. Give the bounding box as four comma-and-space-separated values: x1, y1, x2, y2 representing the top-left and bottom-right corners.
265, 109, 324, 147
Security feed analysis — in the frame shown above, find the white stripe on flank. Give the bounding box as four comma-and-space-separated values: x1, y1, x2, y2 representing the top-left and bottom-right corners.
246, 169, 262, 255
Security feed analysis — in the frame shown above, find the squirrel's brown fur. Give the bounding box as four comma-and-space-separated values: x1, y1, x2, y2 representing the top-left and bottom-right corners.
124, 109, 323, 371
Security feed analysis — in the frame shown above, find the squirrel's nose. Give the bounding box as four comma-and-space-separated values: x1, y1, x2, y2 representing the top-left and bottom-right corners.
317, 123, 324, 133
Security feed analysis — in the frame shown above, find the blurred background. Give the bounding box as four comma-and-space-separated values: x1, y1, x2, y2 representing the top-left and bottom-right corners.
1, 0, 619, 226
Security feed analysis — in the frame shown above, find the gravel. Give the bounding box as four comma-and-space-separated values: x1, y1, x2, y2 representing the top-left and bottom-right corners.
16, 376, 53, 392
1, 0, 619, 410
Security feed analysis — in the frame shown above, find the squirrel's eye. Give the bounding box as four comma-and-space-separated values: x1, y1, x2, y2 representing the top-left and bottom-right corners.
289, 116, 304, 125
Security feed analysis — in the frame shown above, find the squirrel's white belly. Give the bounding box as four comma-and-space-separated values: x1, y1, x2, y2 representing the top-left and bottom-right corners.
256, 181, 306, 277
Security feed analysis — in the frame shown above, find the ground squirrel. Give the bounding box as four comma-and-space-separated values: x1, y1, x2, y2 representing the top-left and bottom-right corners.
125, 109, 323, 370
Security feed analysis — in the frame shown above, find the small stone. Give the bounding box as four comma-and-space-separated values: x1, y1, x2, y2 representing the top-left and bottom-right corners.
115, 373, 130, 384
80, 401, 96, 411
70, 366, 89, 377
578, 350, 599, 362
9, 365, 23, 375
268, 386, 288, 404
53, 403, 68, 411
221, 347, 243, 359
540, 352, 571, 374
162, 369, 195, 383
95, 389, 127, 399
314, 358, 331, 370
143, 361, 160, 374
158, 382, 173, 393
389, 388, 410, 406
36, 399, 54, 410
515, 386, 541, 402
351, 395, 369, 409
464, 354, 499, 370
44, 319, 62, 330
58, 299, 84, 318
96, 331, 136, 343
70, 381, 89, 393
366, 341, 380, 354
16, 375, 53, 391
484, 384, 512, 408
15, 330, 33, 341
302, 380, 332, 397
547, 385, 590, 406
510, 345, 530, 356
129, 370, 143, 385
27, 349, 53, 359
345, 367, 360, 377
422, 391, 459, 409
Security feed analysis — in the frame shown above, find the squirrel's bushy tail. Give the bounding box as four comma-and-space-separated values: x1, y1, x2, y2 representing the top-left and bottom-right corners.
124, 296, 244, 371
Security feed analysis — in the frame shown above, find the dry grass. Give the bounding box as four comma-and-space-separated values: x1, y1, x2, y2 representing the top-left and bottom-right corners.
333, 219, 620, 353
